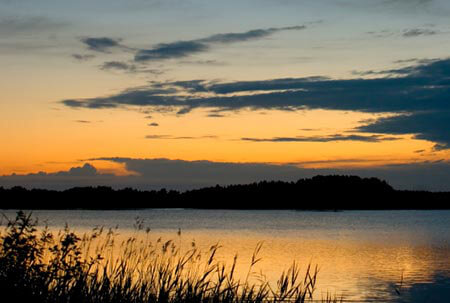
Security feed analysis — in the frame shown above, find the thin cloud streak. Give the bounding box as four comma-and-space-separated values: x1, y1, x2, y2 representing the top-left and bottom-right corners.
134, 25, 306, 62
145, 135, 217, 140
241, 134, 400, 143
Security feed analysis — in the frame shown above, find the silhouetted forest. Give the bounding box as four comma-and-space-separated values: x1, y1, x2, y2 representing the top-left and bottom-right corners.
0, 175, 449, 210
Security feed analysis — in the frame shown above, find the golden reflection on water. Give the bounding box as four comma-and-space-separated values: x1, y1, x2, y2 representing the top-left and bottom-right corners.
51, 226, 449, 302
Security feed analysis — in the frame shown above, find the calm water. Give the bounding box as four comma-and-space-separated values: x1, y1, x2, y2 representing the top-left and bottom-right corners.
1, 209, 449, 302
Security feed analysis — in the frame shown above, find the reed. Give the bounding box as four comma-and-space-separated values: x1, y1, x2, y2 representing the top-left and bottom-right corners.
0, 211, 339, 303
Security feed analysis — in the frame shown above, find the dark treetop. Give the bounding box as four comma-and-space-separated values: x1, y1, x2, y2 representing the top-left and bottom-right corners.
1, 175, 449, 210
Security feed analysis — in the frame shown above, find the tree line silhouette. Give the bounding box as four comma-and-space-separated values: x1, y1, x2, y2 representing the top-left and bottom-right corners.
0, 175, 449, 210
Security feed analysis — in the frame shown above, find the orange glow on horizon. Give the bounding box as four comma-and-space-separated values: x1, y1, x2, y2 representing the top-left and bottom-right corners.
1, 107, 447, 176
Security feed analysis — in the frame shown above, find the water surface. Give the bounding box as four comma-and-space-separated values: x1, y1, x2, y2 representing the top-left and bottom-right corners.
2, 209, 449, 302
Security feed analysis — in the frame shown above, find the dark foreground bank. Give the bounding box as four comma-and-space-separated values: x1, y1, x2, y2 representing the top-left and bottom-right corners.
1, 175, 449, 210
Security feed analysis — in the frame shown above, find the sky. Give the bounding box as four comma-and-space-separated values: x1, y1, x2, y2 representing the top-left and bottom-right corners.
1, 0, 450, 191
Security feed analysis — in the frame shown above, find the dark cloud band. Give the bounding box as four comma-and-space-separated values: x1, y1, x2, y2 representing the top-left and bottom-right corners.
61, 58, 450, 148
81, 37, 122, 53
2, 158, 450, 191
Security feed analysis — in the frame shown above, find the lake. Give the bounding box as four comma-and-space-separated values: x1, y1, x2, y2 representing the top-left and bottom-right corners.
1, 209, 449, 302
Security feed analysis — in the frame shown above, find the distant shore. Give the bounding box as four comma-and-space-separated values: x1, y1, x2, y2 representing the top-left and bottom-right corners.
1, 175, 449, 210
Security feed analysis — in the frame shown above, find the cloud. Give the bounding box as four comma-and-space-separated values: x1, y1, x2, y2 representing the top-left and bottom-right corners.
366, 28, 439, 39
353, 58, 441, 76
241, 134, 400, 143
1, 163, 99, 178
0, 16, 67, 36
62, 85, 179, 109
148, 122, 159, 127
345, 0, 438, 13
61, 58, 450, 148
402, 28, 437, 37
383, 0, 434, 8
99, 61, 165, 75
135, 41, 208, 62
366, 29, 394, 38
145, 135, 169, 139
0, 163, 114, 190
357, 111, 450, 149
390, 0, 432, 3
393, 58, 422, 64
100, 61, 132, 71
134, 26, 306, 62
198, 26, 306, 43
63, 163, 98, 176
2, 158, 450, 191
299, 128, 322, 131
81, 37, 122, 53
179, 60, 227, 66
77, 26, 305, 70
287, 158, 390, 166
145, 135, 217, 140
72, 54, 95, 61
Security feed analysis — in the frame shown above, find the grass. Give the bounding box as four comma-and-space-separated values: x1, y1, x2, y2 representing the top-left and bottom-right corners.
0, 211, 341, 303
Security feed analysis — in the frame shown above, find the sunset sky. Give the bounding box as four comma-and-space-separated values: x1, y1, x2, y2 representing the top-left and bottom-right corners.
1, 0, 450, 190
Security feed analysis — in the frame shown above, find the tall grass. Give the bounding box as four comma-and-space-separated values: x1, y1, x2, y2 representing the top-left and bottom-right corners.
0, 211, 340, 303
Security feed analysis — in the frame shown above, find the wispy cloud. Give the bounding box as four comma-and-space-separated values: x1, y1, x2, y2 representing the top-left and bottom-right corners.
207, 113, 226, 118
72, 54, 95, 61
73, 120, 103, 124
134, 26, 306, 62
100, 61, 131, 70
99, 60, 165, 75
241, 134, 400, 143
402, 28, 437, 37
145, 135, 217, 140
179, 60, 227, 66
366, 27, 439, 39
198, 26, 305, 43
